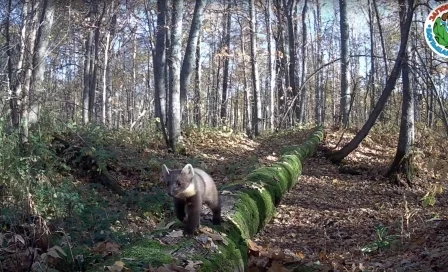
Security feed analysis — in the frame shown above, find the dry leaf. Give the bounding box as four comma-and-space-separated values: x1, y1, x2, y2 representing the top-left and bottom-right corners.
93, 241, 121, 255
157, 220, 177, 230
167, 230, 184, 238
106, 261, 125, 272
184, 260, 203, 271
248, 239, 262, 256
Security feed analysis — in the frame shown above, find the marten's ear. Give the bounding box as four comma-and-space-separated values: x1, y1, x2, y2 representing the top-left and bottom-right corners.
181, 164, 195, 178
161, 164, 170, 180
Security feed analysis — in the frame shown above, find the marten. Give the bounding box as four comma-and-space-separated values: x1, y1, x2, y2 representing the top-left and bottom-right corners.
161, 164, 221, 235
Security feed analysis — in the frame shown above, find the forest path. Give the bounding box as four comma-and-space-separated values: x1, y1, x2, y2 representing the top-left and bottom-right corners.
252, 130, 448, 271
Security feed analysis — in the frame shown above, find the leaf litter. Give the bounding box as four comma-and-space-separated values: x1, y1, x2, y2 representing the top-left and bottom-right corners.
252, 128, 448, 271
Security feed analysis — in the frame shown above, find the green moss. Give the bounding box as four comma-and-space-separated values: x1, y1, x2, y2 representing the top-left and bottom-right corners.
121, 239, 175, 269
199, 235, 246, 272
232, 192, 260, 238
271, 161, 301, 190
246, 168, 285, 200
88, 127, 326, 272
241, 185, 275, 229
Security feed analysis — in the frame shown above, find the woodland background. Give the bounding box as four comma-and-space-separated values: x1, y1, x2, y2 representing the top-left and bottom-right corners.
1, 0, 448, 271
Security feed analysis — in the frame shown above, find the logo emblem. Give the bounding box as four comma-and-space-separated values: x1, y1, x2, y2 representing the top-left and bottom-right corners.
425, 3, 448, 58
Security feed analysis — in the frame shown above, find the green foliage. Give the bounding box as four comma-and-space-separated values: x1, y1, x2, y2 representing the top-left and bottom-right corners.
361, 225, 398, 254
421, 183, 444, 207
126, 187, 172, 220
0, 117, 69, 212
120, 239, 175, 269
34, 177, 84, 219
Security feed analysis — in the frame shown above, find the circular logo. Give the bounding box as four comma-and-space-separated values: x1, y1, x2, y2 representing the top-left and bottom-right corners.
425, 3, 448, 58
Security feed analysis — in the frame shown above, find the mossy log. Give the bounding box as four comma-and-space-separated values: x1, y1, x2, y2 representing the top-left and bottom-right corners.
91, 127, 324, 272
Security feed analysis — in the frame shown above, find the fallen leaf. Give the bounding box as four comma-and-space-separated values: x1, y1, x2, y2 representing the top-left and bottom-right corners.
167, 230, 184, 238
106, 261, 125, 272
248, 239, 263, 256
184, 260, 203, 271
93, 241, 121, 255
157, 220, 177, 230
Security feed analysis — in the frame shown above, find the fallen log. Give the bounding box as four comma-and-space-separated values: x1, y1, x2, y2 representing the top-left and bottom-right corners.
87, 127, 325, 272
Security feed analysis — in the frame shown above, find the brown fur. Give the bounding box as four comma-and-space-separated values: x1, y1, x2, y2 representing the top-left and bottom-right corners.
162, 164, 221, 235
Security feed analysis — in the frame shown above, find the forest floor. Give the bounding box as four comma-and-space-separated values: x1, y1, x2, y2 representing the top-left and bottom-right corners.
252, 127, 448, 272
3, 125, 448, 272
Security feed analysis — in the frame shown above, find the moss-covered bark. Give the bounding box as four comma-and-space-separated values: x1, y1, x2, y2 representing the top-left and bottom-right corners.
91, 127, 324, 272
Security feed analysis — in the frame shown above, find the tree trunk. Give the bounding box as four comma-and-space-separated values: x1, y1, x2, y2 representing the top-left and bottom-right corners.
82, 3, 95, 125
220, 0, 232, 125
249, 0, 262, 136
180, 0, 207, 119
168, 0, 184, 151
11, 1, 29, 131
154, 0, 169, 146
21, 1, 40, 141
427, 50, 435, 128
194, 34, 202, 128
239, 19, 251, 136
102, 2, 116, 126
331, 0, 415, 163
298, 0, 308, 124
266, 0, 276, 130
386, 48, 414, 186
314, 0, 323, 125
283, 0, 298, 123
130, 32, 137, 125
5, 0, 14, 121
104, 5, 116, 127
367, 0, 376, 113
339, 0, 351, 127
88, 2, 104, 123
373, 0, 388, 78
274, 0, 286, 129
29, 0, 54, 125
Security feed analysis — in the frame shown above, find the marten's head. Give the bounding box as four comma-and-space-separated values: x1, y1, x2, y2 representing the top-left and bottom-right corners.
162, 164, 196, 198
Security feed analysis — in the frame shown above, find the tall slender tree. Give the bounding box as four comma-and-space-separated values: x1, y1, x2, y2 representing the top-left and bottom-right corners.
29, 0, 55, 125
386, 50, 414, 185
221, 0, 232, 124
168, 0, 184, 150
283, 0, 298, 122
339, 0, 351, 127
180, 0, 207, 118
194, 34, 202, 127
298, 0, 308, 124
249, 0, 262, 136
154, 0, 169, 146
265, 0, 276, 130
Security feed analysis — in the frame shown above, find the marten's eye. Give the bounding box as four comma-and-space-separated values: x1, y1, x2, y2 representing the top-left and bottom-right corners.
176, 180, 181, 186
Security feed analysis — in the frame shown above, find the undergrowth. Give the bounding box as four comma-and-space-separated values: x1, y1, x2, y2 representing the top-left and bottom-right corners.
0, 115, 168, 271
